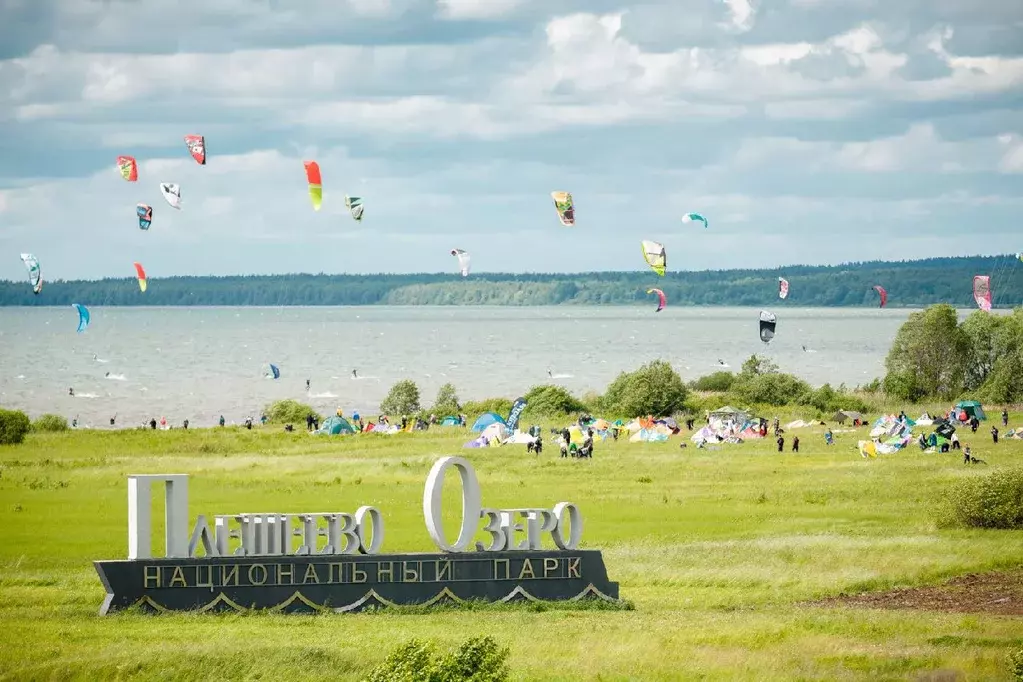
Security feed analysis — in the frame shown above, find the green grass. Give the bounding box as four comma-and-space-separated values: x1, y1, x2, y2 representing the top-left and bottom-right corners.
1, 418, 1021, 681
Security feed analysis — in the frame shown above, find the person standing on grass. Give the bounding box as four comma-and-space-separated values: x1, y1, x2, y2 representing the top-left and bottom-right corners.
991, 426, 999, 444
776, 435, 785, 452
1002, 409, 1009, 427
792, 436, 800, 453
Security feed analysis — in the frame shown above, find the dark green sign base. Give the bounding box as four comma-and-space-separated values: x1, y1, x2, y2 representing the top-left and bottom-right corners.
95, 550, 619, 615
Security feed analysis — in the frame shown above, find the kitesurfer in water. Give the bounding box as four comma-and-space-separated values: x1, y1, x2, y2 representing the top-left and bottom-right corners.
352, 369, 358, 379
306, 379, 310, 391
68, 387, 74, 396
802, 345, 807, 352
547, 368, 553, 378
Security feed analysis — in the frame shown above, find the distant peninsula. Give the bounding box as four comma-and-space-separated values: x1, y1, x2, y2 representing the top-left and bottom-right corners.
1, 256, 1020, 308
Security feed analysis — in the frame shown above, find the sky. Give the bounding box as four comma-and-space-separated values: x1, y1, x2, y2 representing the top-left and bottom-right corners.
0, 0, 1021, 280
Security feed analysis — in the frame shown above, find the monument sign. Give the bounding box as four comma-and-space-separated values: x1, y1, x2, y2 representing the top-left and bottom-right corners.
95, 456, 620, 614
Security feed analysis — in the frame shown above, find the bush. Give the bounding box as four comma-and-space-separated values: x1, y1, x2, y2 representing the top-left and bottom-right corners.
523, 385, 587, 417
463, 398, 513, 421
730, 372, 811, 407
381, 379, 422, 417
0, 408, 31, 445
431, 383, 461, 417
364, 636, 509, 682
264, 399, 320, 424
942, 468, 1023, 530
689, 371, 735, 392
797, 383, 870, 415
435, 636, 510, 682
600, 360, 688, 417
31, 414, 69, 433
1009, 646, 1023, 681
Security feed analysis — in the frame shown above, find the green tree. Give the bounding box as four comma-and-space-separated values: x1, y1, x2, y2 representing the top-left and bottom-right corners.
431, 383, 461, 416
601, 360, 688, 417
883, 304, 969, 401
381, 379, 421, 416
522, 385, 587, 416
961, 310, 1002, 390
978, 309, 1023, 403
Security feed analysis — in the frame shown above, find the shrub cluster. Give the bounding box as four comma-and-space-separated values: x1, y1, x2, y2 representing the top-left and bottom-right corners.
0, 408, 31, 445
31, 414, 70, 433
263, 399, 321, 425
380, 354, 876, 426
942, 468, 1023, 530
365, 636, 509, 682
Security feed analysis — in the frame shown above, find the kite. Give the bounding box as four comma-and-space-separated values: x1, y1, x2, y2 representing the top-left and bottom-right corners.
973, 275, 992, 311
1018, 253, 1023, 263
345, 195, 364, 221
641, 240, 666, 276
20, 253, 42, 295
873, 284, 887, 308
551, 191, 574, 226
450, 249, 470, 277
183, 135, 206, 165
778, 277, 789, 299
646, 288, 666, 312
117, 156, 138, 182
136, 203, 153, 230
73, 303, 90, 333
160, 183, 181, 209
682, 212, 708, 228
304, 161, 322, 211
759, 310, 776, 344
133, 262, 147, 293
265, 363, 281, 380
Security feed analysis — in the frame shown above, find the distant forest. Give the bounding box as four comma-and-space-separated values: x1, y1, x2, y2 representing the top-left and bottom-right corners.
2, 256, 1021, 308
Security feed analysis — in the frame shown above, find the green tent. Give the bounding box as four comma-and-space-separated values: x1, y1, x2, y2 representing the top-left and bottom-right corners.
317, 416, 356, 435
954, 400, 987, 421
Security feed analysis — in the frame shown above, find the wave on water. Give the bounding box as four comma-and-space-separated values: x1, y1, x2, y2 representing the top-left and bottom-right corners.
16, 375, 25, 379
713, 363, 731, 368
351, 376, 380, 381
94, 357, 109, 363
75, 393, 99, 399
549, 373, 574, 379
309, 392, 338, 398
105, 374, 127, 381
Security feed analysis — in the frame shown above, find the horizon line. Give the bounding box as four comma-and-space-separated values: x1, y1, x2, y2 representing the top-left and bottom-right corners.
2, 253, 1014, 285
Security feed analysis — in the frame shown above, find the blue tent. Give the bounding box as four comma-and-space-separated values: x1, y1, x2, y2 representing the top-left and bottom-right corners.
471, 412, 506, 432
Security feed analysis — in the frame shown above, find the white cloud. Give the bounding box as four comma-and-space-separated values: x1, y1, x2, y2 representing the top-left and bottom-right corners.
721, 0, 756, 32
730, 123, 1010, 174
436, 0, 523, 19
0, 1, 1020, 278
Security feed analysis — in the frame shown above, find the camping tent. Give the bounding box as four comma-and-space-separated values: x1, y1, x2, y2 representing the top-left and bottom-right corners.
471, 412, 507, 432
316, 416, 356, 435
439, 416, 461, 426
481, 422, 509, 443
953, 401, 986, 421
710, 406, 748, 422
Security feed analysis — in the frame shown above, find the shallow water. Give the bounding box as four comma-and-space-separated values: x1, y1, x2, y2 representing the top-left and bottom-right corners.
0, 305, 921, 428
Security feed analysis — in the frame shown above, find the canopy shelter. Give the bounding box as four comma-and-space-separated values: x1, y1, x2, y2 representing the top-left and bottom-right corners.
953, 401, 986, 421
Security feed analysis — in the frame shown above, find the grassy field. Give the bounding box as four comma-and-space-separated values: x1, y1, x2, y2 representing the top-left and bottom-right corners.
1, 418, 1021, 681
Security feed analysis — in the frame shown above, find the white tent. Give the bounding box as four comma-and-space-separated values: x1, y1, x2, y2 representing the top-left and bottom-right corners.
482, 422, 509, 443
504, 431, 537, 445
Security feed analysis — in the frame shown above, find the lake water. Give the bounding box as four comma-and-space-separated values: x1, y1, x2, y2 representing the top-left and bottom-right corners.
0, 306, 915, 428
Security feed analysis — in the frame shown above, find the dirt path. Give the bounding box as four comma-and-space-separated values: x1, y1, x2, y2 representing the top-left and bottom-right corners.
811, 569, 1023, 616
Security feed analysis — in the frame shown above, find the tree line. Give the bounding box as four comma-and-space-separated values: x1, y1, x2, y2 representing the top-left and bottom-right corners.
1, 255, 1020, 307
